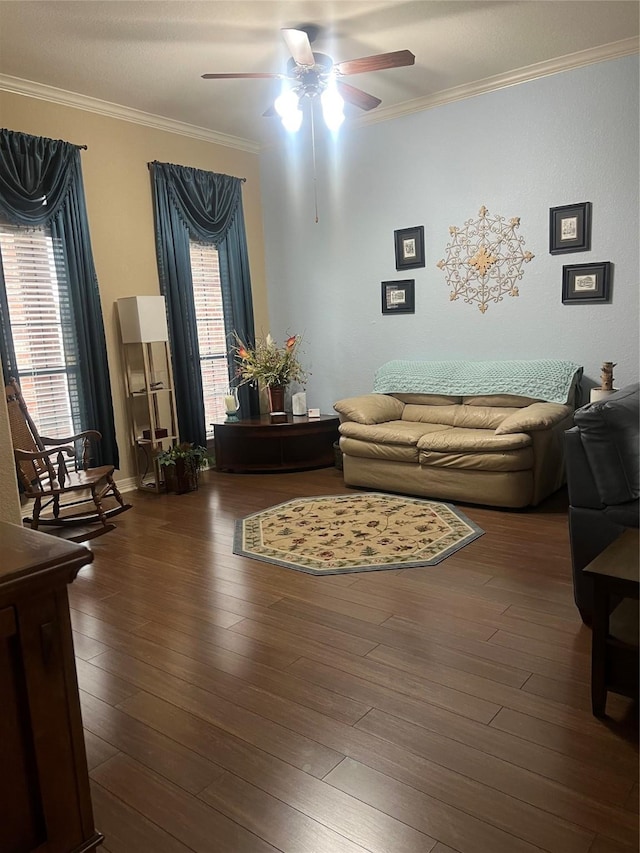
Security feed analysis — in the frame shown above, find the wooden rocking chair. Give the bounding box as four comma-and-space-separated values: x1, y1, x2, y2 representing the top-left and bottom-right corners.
5, 377, 132, 542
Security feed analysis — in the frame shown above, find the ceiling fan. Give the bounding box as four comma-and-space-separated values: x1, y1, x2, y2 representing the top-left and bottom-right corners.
202, 26, 415, 132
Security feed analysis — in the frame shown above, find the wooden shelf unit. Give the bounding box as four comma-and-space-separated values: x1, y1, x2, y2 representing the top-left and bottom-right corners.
122, 340, 178, 492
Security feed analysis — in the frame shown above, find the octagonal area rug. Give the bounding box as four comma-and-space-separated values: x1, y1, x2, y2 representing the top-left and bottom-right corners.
233, 493, 484, 575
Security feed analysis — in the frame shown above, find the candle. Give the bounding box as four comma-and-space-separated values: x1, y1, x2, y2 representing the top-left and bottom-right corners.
292, 392, 307, 416
224, 394, 237, 413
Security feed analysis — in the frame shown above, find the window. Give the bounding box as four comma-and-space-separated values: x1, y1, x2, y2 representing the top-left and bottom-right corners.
0, 222, 76, 438
189, 240, 230, 436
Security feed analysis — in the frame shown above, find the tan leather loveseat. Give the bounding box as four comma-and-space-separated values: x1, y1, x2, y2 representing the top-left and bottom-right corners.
334, 360, 582, 508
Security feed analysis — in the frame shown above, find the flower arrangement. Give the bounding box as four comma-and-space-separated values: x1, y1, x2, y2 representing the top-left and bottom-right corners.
232, 332, 307, 388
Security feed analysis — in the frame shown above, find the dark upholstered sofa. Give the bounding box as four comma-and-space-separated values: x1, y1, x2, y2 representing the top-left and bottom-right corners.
565, 383, 639, 622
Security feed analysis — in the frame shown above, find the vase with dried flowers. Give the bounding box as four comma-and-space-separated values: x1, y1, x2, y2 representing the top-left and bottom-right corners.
232, 332, 307, 413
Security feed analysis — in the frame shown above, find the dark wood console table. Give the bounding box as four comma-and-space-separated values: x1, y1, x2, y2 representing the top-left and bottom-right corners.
584, 529, 639, 717
0, 522, 103, 852
213, 414, 339, 473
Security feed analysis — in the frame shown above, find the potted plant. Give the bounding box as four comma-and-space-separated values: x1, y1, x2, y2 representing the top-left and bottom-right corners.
156, 442, 208, 494
232, 332, 307, 413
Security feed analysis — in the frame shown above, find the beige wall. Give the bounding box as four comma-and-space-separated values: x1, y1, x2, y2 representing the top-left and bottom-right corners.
0, 91, 269, 486
0, 377, 21, 523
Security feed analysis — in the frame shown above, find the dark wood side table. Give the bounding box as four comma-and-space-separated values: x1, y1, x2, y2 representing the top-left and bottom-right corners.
213, 414, 340, 472
0, 522, 103, 852
584, 528, 639, 717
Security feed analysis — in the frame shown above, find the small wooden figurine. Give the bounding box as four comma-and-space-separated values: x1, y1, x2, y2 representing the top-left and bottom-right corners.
600, 361, 616, 392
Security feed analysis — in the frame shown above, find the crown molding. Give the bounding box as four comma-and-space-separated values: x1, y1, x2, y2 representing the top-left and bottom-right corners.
0, 74, 261, 154
1, 36, 637, 148
357, 36, 639, 128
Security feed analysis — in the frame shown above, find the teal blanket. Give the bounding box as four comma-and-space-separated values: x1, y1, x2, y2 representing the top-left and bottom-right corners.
373, 360, 583, 404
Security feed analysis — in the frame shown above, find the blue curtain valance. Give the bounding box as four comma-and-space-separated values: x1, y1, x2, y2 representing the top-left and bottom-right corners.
0, 129, 78, 225
150, 161, 242, 244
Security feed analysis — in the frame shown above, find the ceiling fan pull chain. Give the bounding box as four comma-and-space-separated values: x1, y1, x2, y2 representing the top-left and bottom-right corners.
310, 105, 319, 222
310, 104, 319, 224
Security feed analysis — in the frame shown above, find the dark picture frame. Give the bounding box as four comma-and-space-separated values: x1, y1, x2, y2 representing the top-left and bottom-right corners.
562, 261, 612, 304
549, 201, 592, 255
394, 226, 425, 269
382, 279, 415, 314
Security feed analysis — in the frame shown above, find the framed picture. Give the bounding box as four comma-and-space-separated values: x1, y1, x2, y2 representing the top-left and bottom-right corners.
382, 279, 415, 314
549, 202, 592, 254
562, 261, 612, 304
394, 226, 425, 270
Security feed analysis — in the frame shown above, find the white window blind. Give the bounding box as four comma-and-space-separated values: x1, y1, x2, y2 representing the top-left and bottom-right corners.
0, 223, 75, 438
189, 241, 230, 435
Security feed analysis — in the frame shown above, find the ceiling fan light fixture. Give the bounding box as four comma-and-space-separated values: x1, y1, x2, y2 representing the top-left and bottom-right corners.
274, 87, 303, 132
320, 77, 345, 132
282, 107, 303, 133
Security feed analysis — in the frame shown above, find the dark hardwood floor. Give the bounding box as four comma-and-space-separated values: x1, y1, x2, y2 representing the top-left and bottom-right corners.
71, 467, 639, 853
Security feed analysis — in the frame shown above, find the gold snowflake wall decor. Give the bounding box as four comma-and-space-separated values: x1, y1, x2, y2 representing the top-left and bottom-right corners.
437, 205, 534, 313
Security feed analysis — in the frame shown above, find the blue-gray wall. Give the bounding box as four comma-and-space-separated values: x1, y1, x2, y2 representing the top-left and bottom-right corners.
260, 55, 639, 411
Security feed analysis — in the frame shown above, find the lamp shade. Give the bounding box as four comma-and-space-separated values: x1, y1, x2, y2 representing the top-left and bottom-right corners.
117, 296, 169, 343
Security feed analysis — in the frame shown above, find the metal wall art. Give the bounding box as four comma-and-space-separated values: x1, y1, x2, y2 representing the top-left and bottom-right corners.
437, 206, 535, 313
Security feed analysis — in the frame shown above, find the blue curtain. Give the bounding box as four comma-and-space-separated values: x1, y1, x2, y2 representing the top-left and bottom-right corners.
149, 161, 258, 446
0, 129, 119, 467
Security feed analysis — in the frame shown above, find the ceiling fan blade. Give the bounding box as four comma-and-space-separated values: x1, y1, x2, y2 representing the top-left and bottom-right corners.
202, 72, 285, 79
334, 49, 415, 76
281, 28, 315, 66
262, 104, 277, 117
337, 81, 382, 111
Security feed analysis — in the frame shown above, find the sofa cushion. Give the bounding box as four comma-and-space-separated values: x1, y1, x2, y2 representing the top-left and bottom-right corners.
463, 394, 541, 408
495, 402, 573, 435
334, 394, 404, 425
340, 436, 420, 463
403, 404, 518, 430
339, 420, 451, 446
420, 447, 534, 471
418, 427, 532, 453
391, 393, 462, 406
401, 404, 459, 425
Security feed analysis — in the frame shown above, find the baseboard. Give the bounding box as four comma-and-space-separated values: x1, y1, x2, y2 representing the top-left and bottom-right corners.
115, 476, 138, 494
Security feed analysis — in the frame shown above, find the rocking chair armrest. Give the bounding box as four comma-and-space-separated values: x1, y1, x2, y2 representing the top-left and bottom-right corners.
14, 445, 76, 490
41, 431, 102, 470
14, 446, 75, 461
41, 429, 103, 445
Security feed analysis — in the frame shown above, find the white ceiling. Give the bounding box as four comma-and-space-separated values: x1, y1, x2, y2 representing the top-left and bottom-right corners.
0, 1, 638, 149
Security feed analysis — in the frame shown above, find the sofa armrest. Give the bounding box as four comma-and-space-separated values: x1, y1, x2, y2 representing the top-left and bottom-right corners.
334, 394, 405, 425
495, 402, 573, 435
565, 426, 603, 509
574, 383, 639, 504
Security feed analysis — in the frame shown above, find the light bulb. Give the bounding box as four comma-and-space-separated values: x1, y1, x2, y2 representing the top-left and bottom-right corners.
274, 88, 302, 133
321, 80, 345, 132
282, 108, 303, 132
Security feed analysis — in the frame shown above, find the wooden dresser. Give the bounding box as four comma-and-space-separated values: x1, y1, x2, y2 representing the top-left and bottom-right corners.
0, 522, 103, 853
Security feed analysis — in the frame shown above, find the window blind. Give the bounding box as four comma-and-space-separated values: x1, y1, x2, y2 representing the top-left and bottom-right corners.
0, 224, 75, 438
189, 241, 231, 434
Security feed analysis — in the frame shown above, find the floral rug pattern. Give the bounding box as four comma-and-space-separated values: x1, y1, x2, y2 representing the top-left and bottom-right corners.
234, 493, 484, 575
